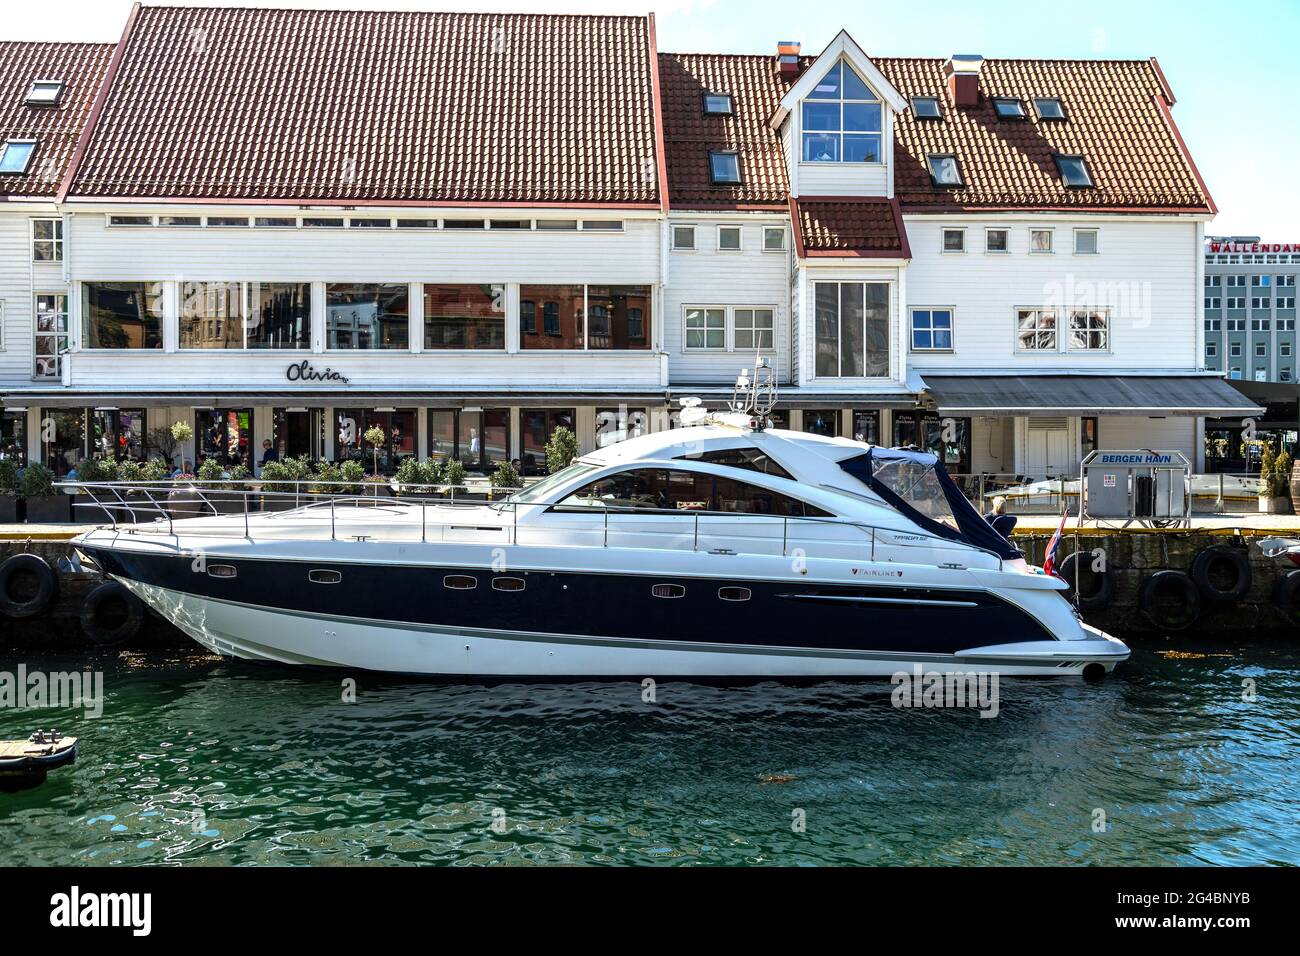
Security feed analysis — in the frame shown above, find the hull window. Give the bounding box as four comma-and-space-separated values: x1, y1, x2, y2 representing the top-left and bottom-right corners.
308, 569, 342, 585
491, 576, 526, 592
718, 586, 752, 602
207, 565, 237, 579
443, 575, 477, 590
652, 583, 686, 599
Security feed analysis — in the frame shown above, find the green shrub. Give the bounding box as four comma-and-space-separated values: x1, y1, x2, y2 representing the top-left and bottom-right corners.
0, 458, 18, 498
338, 459, 365, 493
395, 457, 431, 495
196, 458, 226, 482
490, 460, 522, 490
116, 459, 143, 485
310, 460, 341, 495
18, 462, 55, 499
75, 457, 117, 483
227, 462, 251, 492
545, 426, 579, 474
141, 458, 171, 483
258, 460, 294, 494
170, 421, 193, 444
441, 458, 466, 492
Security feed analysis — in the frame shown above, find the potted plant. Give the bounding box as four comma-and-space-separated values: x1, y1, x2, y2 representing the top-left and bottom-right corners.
166, 464, 202, 520
131, 458, 172, 523
363, 474, 391, 499
545, 425, 579, 475
394, 457, 426, 498
338, 459, 364, 495
440, 458, 466, 500
196, 458, 245, 515
0, 457, 20, 524
258, 460, 297, 511
20, 462, 70, 523
114, 458, 144, 524
170, 420, 194, 454
146, 425, 181, 469
489, 460, 522, 500
71, 457, 118, 523
363, 425, 386, 476
1257, 444, 1291, 514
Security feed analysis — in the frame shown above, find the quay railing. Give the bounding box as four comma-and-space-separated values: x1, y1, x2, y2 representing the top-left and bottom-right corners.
56, 479, 1008, 571
948, 472, 1269, 516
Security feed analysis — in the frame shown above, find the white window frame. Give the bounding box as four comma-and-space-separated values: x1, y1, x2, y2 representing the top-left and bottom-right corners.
1282, 342, 1293, 357
1015, 308, 1058, 352
1206, 275, 1222, 287
30, 217, 63, 263
1067, 309, 1110, 353
762, 227, 786, 252
910, 307, 955, 352
683, 305, 728, 351
733, 306, 777, 352
813, 280, 893, 378
0, 139, 38, 176
33, 292, 70, 377
1227, 297, 1245, 310
941, 228, 966, 254
1073, 228, 1099, 255
800, 58, 883, 165
1029, 228, 1054, 254
717, 225, 743, 252
1280, 297, 1296, 310
25, 79, 65, 106
1230, 343, 1242, 357
1205, 297, 1221, 310
985, 228, 1010, 254
1206, 342, 1217, 357
1255, 342, 1267, 357
671, 224, 696, 251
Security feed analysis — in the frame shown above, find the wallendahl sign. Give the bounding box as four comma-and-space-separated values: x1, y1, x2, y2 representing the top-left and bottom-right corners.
1207, 241, 1300, 254
285, 360, 350, 384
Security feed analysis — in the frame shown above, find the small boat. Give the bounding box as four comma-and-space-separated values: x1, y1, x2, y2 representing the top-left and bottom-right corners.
0, 731, 78, 791
1258, 537, 1300, 566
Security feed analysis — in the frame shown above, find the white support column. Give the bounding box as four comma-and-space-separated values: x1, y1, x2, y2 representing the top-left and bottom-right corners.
575, 405, 596, 455
409, 281, 424, 354
162, 280, 178, 353
311, 281, 325, 353
504, 282, 519, 353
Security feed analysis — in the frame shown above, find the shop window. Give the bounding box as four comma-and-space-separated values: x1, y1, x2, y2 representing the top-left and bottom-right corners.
82, 282, 164, 350
423, 283, 505, 349
325, 284, 410, 350
246, 282, 311, 349
519, 284, 583, 349
851, 409, 880, 445
596, 407, 648, 448
270, 408, 323, 462
40, 408, 87, 478
335, 408, 416, 474
521, 408, 576, 475
196, 408, 253, 469
1, 410, 27, 466
92, 409, 146, 462
892, 412, 970, 475
802, 409, 840, 437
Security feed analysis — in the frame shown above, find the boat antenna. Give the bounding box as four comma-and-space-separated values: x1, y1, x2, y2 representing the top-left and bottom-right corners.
729, 352, 778, 429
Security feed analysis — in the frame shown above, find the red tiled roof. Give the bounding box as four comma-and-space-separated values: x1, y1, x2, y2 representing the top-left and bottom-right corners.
792, 197, 910, 257
69, 7, 661, 206
659, 52, 1212, 214
658, 53, 789, 210
0, 41, 113, 199
879, 57, 1214, 213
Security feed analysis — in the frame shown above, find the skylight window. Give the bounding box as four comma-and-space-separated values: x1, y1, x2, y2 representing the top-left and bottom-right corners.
25, 80, 64, 107
927, 154, 963, 187
0, 140, 36, 175
993, 97, 1026, 119
911, 96, 942, 119
802, 59, 881, 163
1055, 155, 1094, 188
709, 151, 741, 184
1034, 97, 1065, 120
703, 92, 734, 115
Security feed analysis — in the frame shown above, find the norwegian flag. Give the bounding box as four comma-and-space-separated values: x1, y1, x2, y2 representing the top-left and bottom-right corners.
1042, 510, 1069, 578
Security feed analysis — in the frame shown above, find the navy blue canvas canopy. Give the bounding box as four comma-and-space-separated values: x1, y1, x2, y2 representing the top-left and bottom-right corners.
838, 448, 1023, 561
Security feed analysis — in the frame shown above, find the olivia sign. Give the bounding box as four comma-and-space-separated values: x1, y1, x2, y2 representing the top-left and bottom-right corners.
285, 360, 349, 384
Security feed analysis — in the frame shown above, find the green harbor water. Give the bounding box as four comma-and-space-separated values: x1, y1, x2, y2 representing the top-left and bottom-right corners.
0, 643, 1296, 866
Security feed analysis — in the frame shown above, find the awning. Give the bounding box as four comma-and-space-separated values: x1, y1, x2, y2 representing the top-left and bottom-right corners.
1, 389, 671, 409
672, 388, 918, 410
921, 374, 1265, 417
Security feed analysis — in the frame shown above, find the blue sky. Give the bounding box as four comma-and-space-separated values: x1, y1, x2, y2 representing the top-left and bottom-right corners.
9, 0, 1295, 238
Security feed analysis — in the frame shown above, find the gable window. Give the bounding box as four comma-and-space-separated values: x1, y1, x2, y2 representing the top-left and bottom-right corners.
703, 92, 733, 115
684, 307, 726, 350
1055, 155, 1094, 188
32, 218, 62, 261
709, 151, 741, 184
0, 140, 36, 175
33, 293, 68, 379
734, 308, 775, 351
993, 97, 1026, 119
1068, 310, 1109, 351
942, 228, 965, 253
911, 96, 941, 119
1016, 309, 1057, 351
718, 225, 742, 251
1030, 228, 1054, 254
814, 281, 889, 377
911, 309, 953, 351
985, 228, 1009, 253
763, 227, 785, 252
672, 225, 695, 250
927, 154, 963, 187
801, 59, 882, 163
1034, 97, 1065, 120
1074, 228, 1099, 255
25, 80, 64, 106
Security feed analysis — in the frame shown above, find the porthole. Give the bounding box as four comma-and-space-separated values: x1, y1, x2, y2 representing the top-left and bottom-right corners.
444, 575, 477, 590
492, 577, 526, 592
207, 565, 237, 579
718, 586, 751, 602
652, 583, 685, 599
308, 569, 342, 585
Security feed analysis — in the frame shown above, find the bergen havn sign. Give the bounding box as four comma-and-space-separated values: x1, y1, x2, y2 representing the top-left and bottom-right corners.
285, 360, 350, 385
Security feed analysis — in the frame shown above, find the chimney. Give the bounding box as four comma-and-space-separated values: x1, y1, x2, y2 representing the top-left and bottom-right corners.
944, 54, 984, 108
778, 41, 801, 80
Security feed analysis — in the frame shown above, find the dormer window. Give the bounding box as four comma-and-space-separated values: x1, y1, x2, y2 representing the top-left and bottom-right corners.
993, 97, 1026, 119
801, 59, 881, 163
927, 154, 963, 187
0, 140, 36, 175
1055, 154, 1094, 188
709, 151, 741, 184
703, 92, 733, 115
911, 96, 942, 119
1033, 97, 1065, 120
25, 80, 64, 107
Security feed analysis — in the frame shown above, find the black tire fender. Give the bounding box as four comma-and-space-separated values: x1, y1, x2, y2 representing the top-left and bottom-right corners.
80, 580, 145, 646
1139, 570, 1201, 632
0, 553, 58, 619
1058, 550, 1117, 612
1190, 544, 1252, 605
1273, 569, 1300, 625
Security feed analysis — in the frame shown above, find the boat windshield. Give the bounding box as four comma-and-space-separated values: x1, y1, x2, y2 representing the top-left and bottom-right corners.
869, 457, 959, 529
498, 462, 600, 509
